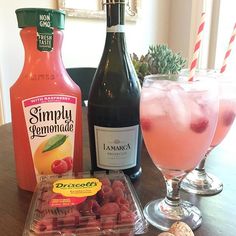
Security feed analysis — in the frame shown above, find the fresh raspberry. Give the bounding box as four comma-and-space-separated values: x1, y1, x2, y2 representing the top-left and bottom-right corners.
57, 218, 65, 229
118, 211, 135, 224
38, 223, 47, 232
120, 205, 130, 212
65, 209, 81, 227
112, 187, 125, 201
223, 111, 235, 126
78, 218, 100, 233
101, 216, 116, 229
97, 185, 113, 203
62, 215, 81, 229
190, 117, 209, 133
51, 160, 68, 174
140, 117, 152, 131
36, 218, 54, 232
102, 185, 113, 198
63, 156, 73, 171
116, 197, 130, 209
119, 232, 133, 236
38, 202, 50, 214
99, 177, 111, 186
63, 216, 77, 227
99, 202, 120, 216
112, 180, 125, 191
52, 217, 58, 230
66, 208, 81, 217
86, 218, 100, 228
79, 199, 100, 216
40, 191, 52, 203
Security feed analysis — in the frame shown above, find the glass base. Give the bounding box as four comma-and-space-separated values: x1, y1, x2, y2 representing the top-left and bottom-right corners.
143, 198, 202, 231
181, 170, 223, 195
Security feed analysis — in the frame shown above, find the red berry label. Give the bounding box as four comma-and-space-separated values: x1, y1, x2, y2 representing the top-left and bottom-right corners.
49, 194, 87, 207
51, 160, 68, 174
63, 156, 73, 171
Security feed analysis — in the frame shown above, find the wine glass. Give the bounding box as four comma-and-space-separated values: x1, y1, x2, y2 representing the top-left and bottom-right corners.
140, 73, 218, 231
181, 72, 236, 195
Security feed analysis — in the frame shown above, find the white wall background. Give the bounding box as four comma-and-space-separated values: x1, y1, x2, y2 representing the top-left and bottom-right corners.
213, 0, 236, 72
62, 0, 171, 68
168, 0, 193, 63
0, 0, 57, 123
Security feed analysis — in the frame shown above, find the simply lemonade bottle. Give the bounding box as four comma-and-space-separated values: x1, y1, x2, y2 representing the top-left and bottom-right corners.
10, 8, 83, 192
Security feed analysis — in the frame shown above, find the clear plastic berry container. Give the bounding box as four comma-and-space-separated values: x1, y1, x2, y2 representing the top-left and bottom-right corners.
23, 171, 149, 235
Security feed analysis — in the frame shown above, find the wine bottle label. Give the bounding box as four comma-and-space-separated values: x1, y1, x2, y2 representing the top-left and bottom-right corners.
94, 125, 139, 169
107, 25, 125, 33
22, 94, 77, 183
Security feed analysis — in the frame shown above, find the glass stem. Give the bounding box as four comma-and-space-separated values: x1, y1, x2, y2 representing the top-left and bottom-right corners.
195, 157, 207, 171
165, 177, 181, 206
195, 147, 212, 172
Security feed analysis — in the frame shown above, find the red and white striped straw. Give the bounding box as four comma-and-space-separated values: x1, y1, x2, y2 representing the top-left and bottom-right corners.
220, 23, 236, 73
188, 12, 206, 81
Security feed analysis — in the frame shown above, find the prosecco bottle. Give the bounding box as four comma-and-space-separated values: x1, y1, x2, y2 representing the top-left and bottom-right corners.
88, 0, 142, 180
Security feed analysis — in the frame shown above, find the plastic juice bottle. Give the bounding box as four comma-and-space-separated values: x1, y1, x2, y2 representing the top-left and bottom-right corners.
10, 8, 83, 192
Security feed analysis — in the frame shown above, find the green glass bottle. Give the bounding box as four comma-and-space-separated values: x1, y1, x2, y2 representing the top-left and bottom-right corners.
88, 0, 142, 180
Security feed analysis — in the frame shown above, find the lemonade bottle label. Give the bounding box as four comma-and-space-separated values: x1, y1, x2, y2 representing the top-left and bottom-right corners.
22, 94, 77, 182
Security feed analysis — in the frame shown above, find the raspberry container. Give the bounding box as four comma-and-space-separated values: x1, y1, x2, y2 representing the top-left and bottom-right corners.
23, 171, 148, 235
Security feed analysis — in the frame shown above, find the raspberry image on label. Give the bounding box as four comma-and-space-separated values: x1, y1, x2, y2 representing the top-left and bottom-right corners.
34, 134, 73, 175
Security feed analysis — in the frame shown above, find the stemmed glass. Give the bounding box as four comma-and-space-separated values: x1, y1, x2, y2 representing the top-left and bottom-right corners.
140, 73, 218, 231
181, 72, 236, 195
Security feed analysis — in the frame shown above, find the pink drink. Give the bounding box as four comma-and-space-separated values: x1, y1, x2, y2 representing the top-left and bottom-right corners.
140, 80, 218, 178
211, 98, 236, 147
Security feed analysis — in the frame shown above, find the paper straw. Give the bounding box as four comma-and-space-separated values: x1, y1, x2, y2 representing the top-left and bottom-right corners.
220, 23, 236, 73
188, 12, 206, 81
